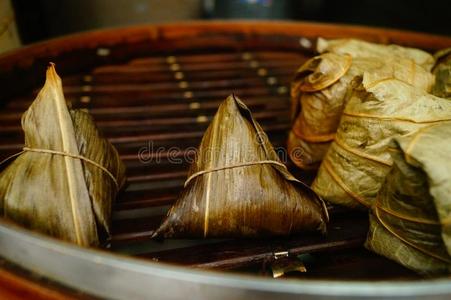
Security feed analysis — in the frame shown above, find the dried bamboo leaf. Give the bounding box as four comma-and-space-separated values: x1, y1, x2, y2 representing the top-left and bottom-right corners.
287, 133, 329, 170
291, 53, 352, 94
289, 50, 434, 169
312, 73, 451, 209
365, 123, 451, 275
70, 109, 126, 238
0, 65, 126, 246
316, 38, 435, 70
432, 48, 451, 99
153, 95, 328, 238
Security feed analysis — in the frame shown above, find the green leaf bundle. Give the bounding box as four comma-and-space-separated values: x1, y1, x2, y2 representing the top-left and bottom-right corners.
154, 95, 328, 238
365, 123, 451, 275
312, 73, 451, 209
289, 48, 434, 169
0, 65, 126, 246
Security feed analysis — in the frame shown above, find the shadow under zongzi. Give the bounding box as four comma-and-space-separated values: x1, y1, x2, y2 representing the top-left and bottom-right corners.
365, 122, 451, 275
0, 64, 126, 247
153, 95, 328, 238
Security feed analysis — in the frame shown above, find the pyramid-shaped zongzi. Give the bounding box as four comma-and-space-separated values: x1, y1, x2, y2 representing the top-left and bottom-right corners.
153, 95, 328, 238
0, 64, 126, 247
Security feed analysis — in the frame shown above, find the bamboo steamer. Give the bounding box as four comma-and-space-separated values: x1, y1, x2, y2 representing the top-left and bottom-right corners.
0, 21, 450, 299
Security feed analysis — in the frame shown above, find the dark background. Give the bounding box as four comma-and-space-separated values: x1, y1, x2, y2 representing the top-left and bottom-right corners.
12, 0, 451, 45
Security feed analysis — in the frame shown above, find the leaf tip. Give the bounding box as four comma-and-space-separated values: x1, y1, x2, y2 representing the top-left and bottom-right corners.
223, 94, 238, 110
45, 62, 62, 87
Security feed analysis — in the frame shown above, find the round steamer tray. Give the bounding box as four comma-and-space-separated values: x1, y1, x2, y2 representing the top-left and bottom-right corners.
0, 21, 450, 299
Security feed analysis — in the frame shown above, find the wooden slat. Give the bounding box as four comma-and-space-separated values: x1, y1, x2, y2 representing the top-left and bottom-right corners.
0, 96, 289, 123
138, 214, 368, 270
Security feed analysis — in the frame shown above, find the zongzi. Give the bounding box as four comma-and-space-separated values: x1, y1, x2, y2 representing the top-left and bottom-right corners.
312, 73, 451, 209
153, 95, 328, 238
289, 51, 434, 169
365, 122, 451, 275
431, 48, 451, 99
0, 64, 126, 247
316, 38, 435, 70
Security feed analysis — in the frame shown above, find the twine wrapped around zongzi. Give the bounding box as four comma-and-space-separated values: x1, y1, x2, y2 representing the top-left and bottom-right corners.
153, 95, 328, 238
312, 73, 451, 209
432, 48, 451, 99
0, 64, 126, 247
288, 48, 434, 169
365, 123, 451, 275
